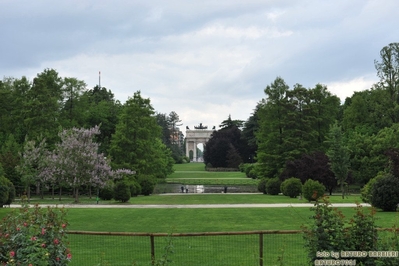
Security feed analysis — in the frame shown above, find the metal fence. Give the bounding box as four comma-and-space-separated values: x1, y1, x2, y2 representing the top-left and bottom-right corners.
67, 230, 307, 266
67, 229, 399, 266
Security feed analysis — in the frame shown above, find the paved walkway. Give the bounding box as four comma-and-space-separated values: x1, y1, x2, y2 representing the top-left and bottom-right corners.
8, 203, 371, 209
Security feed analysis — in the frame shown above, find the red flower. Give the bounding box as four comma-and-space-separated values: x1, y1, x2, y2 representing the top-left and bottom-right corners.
56, 257, 60, 261
62, 223, 67, 228
41, 243, 46, 248
53, 238, 59, 245
16, 227, 20, 231
23, 222, 28, 227
41, 228, 46, 235
67, 253, 72, 260
31, 236, 37, 241
10, 251, 15, 257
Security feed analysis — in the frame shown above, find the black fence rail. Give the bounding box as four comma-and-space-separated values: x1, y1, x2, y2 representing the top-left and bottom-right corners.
67, 229, 399, 266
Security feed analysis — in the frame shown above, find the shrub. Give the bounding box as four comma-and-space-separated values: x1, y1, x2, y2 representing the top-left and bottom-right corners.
257, 178, 267, 194
302, 179, 325, 201
371, 174, 399, 211
0, 205, 71, 265
244, 164, 254, 177
138, 175, 156, 196
360, 172, 384, 204
129, 180, 142, 197
265, 178, 281, 195
0, 176, 9, 207
99, 185, 114, 201
114, 181, 131, 202
302, 197, 378, 265
280, 177, 302, 198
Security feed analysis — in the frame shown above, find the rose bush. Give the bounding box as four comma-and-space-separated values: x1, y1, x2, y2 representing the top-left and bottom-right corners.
0, 204, 71, 265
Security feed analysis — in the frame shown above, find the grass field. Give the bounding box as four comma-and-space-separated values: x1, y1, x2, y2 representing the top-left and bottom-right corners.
2, 163, 398, 265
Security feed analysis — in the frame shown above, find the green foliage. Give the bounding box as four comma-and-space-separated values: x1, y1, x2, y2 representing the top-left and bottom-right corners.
4, 178, 15, 205
302, 197, 378, 265
280, 177, 302, 198
265, 177, 281, 195
138, 175, 156, 196
109, 91, 174, 178
257, 78, 340, 178
360, 172, 385, 203
257, 178, 267, 194
0, 176, 9, 207
0, 205, 70, 265
99, 185, 114, 201
129, 180, 141, 197
302, 179, 325, 202
113, 182, 131, 203
371, 174, 399, 211
326, 123, 350, 199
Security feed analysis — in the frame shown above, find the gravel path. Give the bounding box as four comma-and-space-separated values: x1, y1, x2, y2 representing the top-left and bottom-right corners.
7, 203, 371, 209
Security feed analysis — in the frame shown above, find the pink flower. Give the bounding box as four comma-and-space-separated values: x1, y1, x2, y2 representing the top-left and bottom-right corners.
41, 228, 46, 235
31, 236, 37, 241
67, 253, 72, 260
41, 243, 46, 248
62, 223, 67, 228
10, 251, 15, 257
23, 222, 28, 227
53, 239, 59, 245
16, 227, 20, 231
56, 257, 60, 261
29, 264, 33, 266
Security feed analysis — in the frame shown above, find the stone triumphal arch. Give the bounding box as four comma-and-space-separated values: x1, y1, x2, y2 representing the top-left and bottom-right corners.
185, 123, 214, 162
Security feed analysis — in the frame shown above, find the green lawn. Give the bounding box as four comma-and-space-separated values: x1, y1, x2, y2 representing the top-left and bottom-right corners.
2, 200, 399, 266
9, 193, 363, 205
2, 164, 397, 265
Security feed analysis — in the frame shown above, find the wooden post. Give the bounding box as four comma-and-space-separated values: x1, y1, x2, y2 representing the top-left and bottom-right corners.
259, 233, 263, 266
150, 235, 155, 265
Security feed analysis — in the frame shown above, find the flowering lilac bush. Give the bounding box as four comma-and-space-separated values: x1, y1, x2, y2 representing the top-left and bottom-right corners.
0, 204, 71, 265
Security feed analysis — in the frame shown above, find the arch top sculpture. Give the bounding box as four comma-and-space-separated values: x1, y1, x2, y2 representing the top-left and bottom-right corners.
185, 124, 214, 162
194, 123, 208, 129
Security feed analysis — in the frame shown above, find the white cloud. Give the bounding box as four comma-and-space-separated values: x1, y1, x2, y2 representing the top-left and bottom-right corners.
326, 76, 378, 101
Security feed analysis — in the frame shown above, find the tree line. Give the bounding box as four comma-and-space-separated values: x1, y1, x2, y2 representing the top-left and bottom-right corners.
204, 43, 399, 208
1, 43, 399, 208
0, 71, 182, 202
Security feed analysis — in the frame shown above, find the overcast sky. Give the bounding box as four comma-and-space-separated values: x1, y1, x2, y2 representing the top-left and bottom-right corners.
1, 0, 398, 132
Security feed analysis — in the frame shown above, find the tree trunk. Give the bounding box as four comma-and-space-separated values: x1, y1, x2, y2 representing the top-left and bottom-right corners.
59, 187, 62, 201
341, 182, 344, 199
74, 187, 79, 203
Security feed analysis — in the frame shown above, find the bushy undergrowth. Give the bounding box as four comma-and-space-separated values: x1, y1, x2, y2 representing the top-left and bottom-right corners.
280, 177, 302, 198
302, 179, 325, 202
302, 197, 399, 265
371, 174, 399, 211
257, 178, 267, 194
0, 204, 71, 266
265, 177, 281, 195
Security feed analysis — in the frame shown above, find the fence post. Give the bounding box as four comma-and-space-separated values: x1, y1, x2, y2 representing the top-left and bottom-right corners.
150, 235, 155, 265
259, 233, 263, 266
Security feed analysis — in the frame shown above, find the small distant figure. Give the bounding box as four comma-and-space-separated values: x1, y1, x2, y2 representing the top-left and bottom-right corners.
181, 186, 184, 193
212, 126, 215, 129
186, 126, 189, 129
185, 185, 189, 193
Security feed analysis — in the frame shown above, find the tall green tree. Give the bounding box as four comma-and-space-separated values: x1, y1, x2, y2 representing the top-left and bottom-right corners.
109, 91, 174, 178
257, 77, 340, 178
59, 77, 87, 128
24, 69, 64, 146
81, 86, 122, 154
242, 103, 262, 163
326, 123, 350, 199
219, 114, 244, 129
256, 77, 290, 178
